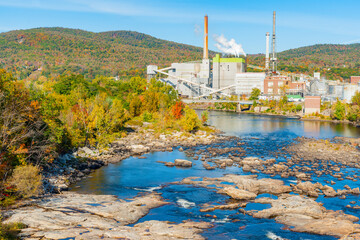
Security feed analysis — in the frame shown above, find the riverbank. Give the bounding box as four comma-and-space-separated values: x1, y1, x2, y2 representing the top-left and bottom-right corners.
192, 105, 360, 126
42, 124, 233, 193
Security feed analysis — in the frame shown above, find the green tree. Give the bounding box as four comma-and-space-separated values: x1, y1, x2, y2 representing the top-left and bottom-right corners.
351, 91, 360, 106
129, 95, 142, 117
332, 99, 346, 120
347, 105, 360, 122
249, 88, 261, 100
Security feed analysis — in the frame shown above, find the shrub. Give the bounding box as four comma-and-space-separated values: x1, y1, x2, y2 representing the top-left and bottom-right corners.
201, 110, 209, 124
0, 220, 26, 240
181, 106, 201, 132
9, 165, 43, 198
142, 111, 153, 122
347, 105, 360, 122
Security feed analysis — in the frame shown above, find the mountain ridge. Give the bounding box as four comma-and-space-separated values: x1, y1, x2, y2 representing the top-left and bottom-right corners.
0, 27, 359, 80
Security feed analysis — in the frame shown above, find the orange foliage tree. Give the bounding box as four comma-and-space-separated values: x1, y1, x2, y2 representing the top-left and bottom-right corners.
171, 101, 185, 119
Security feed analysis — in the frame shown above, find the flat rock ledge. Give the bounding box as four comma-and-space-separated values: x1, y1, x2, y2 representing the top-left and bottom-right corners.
180, 174, 291, 197
3, 192, 211, 240
250, 194, 360, 238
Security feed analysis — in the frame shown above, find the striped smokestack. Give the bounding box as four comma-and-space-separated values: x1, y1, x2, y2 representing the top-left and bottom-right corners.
265, 32, 270, 70
203, 15, 208, 59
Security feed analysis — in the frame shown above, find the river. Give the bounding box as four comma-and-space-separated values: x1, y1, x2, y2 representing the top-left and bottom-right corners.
70, 111, 360, 240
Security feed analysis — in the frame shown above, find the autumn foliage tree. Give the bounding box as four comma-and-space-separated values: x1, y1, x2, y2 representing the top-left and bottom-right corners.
0, 70, 54, 191
171, 101, 185, 119
181, 106, 201, 132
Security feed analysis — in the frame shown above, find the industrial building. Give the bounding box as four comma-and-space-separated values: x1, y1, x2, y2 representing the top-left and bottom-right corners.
148, 15, 266, 98
212, 54, 247, 90
235, 73, 265, 95
147, 13, 360, 104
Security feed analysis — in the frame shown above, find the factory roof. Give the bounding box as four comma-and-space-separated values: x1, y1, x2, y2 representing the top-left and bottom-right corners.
213, 54, 245, 63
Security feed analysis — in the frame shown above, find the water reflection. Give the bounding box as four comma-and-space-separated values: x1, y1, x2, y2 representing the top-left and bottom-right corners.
203, 111, 360, 138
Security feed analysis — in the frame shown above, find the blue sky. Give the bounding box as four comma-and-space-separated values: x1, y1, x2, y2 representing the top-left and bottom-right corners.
0, 0, 360, 54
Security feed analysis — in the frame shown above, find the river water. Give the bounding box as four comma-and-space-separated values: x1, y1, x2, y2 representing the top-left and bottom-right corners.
70, 111, 360, 240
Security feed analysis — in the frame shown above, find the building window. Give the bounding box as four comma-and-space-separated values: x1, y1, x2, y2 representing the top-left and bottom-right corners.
268, 88, 273, 93
268, 81, 273, 87
278, 81, 284, 86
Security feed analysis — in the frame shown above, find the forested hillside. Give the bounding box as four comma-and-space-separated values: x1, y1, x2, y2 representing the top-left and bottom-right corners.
248, 44, 360, 80
1, 27, 360, 81
0, 27, 205, 79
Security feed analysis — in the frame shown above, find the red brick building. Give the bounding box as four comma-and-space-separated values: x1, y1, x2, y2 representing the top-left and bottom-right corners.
264, 75, 290, 95
264, 75, 306, 95
304, 96, 321, 115
350, 76, 360, 84
287, 81, 306, 94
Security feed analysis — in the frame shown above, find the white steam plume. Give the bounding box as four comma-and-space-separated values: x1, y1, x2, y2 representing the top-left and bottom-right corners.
214, 34, 246, 57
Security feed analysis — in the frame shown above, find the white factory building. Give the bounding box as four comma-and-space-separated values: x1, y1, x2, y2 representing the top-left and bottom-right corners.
235, 73, 266, 95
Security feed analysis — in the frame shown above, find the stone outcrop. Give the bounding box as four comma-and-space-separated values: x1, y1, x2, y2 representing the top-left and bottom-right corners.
174, 159, 193, 167
250, 194, 360, 238
180, 174, 291, 197
3, 192, 211, 239
218, 187, 257, 200
292, 181, 360, 198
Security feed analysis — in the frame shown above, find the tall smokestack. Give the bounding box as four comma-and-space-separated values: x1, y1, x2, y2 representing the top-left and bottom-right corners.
203, 15, 209, 59
265, 32, 270, 70
271, 11, 277, 73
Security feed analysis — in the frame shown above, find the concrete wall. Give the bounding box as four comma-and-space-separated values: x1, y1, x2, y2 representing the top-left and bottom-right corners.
213, 62, 245, 90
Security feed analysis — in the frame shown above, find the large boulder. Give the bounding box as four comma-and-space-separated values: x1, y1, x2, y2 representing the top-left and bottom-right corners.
219, 187, 257, 200
174, 159, 193, 167
130, 145, 150, 155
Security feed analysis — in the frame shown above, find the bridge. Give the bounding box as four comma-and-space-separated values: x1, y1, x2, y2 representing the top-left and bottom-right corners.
182, 99, 254, 105
182, 99, 255, 112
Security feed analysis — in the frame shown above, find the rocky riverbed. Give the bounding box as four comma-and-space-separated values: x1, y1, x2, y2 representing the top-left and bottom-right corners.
173, 174, 360, 239
42, 127, 231, 193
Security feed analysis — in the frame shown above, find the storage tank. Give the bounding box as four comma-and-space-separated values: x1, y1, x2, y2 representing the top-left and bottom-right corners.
310, 80, 328, 96
343, 84, 360, 103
